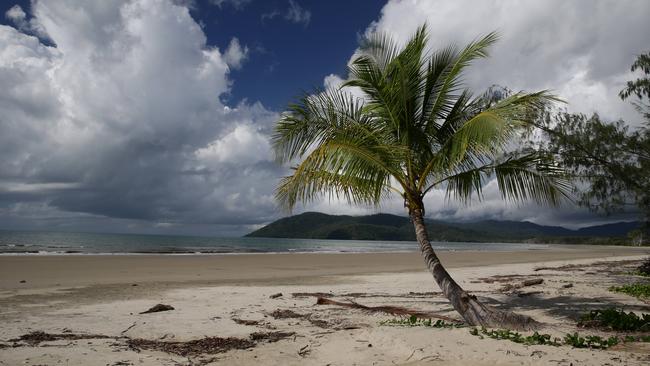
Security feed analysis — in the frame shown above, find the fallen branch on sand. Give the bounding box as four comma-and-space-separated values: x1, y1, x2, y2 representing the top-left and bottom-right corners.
315, 297, 460, 323
292, 291, 443, 299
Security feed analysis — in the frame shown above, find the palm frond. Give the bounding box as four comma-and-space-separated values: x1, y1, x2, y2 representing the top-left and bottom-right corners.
273, 88, 407, 210
439, 153, 572, 205
417, 91, 561, 191
423, 32, 500, 134
272, 88, 369, 162
276, 146, 392, 211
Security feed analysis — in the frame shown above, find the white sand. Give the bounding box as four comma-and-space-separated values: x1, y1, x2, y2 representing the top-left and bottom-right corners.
1, 251, 649, 365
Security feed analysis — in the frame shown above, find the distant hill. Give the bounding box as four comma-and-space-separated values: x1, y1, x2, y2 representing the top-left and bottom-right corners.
246, 212, 639, 244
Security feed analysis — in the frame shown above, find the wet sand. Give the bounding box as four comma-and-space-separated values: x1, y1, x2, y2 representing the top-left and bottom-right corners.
1, 245, 648, 290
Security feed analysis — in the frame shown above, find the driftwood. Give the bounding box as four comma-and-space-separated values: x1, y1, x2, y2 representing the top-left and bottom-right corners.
522, 279, 544, 287
140, 304, 174, 314
517, 291, 544, 297
501, 278, 544, 292
315, 297, 460, 323
269, 293, 283, 299
292, 291, 442, 299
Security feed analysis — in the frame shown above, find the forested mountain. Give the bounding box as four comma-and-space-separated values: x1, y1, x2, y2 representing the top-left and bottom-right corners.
246, 212, 638, 243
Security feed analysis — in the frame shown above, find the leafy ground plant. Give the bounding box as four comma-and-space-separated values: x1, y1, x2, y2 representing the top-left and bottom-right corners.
380, 315, 463, 328
563, 332, 620, 349
579, 308, 650, 331
469, 327, 650, 349
469, 327, 562, 346
609, 283, 650, 299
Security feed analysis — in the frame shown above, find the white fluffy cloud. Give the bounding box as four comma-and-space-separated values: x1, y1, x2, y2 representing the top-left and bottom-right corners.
223, 37, 249, 70
195, 123, 272, 165
0, 0, 281, 234
363, 0, 649, 125
5, 4, 25, 21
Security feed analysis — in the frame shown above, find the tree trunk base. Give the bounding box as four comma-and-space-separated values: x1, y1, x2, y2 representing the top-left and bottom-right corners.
409, 206, 539, 331
459, 292, 539, 331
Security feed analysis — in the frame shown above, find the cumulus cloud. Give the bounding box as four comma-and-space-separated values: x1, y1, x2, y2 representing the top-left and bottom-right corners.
0, 0, 282, 234
362, 0, 650, 125
223, 37, 249, 69
5, 4, 25, 21
314, 0, 650, 226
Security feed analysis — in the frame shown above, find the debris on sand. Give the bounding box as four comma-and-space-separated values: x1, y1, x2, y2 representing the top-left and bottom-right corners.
10, 331, 112, 346
292, 292, 334, 298
232, 318, 262, 326
298, 344, 310, 357
269, 309, 334, 329
269, 309, 304, 319
249, 331, 294, 343
501, 278, 544, 292
126, 331, 294, 356
315, 297, 460, 323
127, 336, 254, 356
292, 291, 441, 299
269, 293, 283, 299
140, 304, 174, 314
517, 291, 544, 297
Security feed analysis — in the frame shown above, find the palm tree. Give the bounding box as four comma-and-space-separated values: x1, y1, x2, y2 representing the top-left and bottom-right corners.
272, 25, 569, 329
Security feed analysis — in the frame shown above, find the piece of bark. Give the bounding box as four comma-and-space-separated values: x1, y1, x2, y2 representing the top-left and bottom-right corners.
501, 278, 544, 292
140, 304, 174, 314
517, 291, 543, 297
521, 278, 544, 287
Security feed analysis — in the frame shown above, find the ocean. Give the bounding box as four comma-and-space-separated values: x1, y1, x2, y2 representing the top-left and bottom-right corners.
0, 229, 549, 255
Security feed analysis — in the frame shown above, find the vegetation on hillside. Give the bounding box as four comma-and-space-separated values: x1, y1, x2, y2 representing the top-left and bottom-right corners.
247, 212, 641, 245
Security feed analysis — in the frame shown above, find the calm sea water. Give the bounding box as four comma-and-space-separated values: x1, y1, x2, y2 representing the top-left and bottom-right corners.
0, 230, 548, 255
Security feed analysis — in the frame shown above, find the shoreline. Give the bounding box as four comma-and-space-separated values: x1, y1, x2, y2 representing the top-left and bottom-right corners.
2, 245, 648, 291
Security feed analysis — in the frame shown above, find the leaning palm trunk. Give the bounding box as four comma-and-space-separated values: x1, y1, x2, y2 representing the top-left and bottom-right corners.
410, 204, 538, 330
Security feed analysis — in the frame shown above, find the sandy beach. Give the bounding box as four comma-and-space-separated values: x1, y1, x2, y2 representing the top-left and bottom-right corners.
1, 246, 649, 365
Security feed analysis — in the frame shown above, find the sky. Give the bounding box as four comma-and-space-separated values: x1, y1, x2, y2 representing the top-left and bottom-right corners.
0, 0, 648, 237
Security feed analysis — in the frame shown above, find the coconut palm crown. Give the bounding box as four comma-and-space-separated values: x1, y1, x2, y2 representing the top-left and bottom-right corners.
272, 25, 570, 329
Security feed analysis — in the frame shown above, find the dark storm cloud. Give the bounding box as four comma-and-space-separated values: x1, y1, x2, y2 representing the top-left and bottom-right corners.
0, 0, 283, 234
